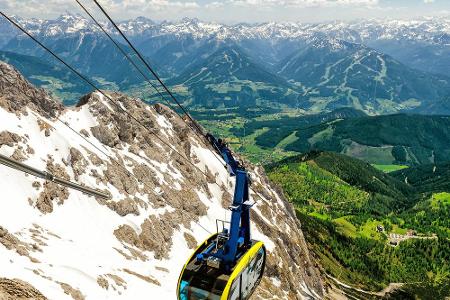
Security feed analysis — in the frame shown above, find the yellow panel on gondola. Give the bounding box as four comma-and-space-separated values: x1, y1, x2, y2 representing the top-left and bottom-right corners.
177, 234, 266, 300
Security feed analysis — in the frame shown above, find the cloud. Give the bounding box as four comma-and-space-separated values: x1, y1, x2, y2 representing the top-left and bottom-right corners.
0, 0, 380, 16
102, 0, 200, 19
0, 0, 77, 18
205, 1, 225, 9
0, 0, 448, 23
228, 0, 379, 8
105, 0, 199, 10
0, 0, 200, 19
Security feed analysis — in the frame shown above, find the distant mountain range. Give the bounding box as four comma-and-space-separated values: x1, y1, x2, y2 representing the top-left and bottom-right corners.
1, 14, 450, 114
3, 27, 146, 88
4, 14, 448, 72
277, 38, 450, 114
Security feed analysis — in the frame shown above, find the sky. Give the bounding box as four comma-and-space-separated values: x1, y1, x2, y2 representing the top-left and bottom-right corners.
1, 0, 449, 24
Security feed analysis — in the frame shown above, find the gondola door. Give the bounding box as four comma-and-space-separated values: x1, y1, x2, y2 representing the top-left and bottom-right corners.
227, 245, 265, 300
228, 276, 240, 300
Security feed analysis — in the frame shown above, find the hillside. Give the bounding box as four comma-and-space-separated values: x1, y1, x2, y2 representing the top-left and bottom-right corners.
298, 151, 413, 202
231, 112, 450, 166
392, 162, 450, 193
266, 151, 412, 217
143, 35, 227, 77
390, 163, 450, 239
231, 107, 366, 149
275, 114, 450, 165
367, 35, 450, 77
277, 38, 450, 114
0, 62, 324, 299
4, 31, 148, 97
265, 151, 450, 296
169, 46, 300, 108
173, 46, 287, 86
0, 50, 89, 103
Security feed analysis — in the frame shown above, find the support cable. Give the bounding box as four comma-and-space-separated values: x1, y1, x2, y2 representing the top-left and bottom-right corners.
74, 0, 220, 165
0, 11, 206, 178
74, 0, 174, 110
90, 1, 276, 208
91, 0, 204, 134
2, 11, 266, 231
0, 11, 220, 232
85, 0, 226, 166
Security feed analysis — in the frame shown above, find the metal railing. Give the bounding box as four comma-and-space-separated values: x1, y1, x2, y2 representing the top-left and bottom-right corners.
0, 153, 110, 200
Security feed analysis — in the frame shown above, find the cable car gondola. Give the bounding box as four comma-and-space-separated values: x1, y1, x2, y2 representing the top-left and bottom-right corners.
177, 135, 266, 300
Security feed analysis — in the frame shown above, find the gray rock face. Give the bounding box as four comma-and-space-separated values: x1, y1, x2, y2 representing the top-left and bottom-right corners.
0, 62, 63, 117
0, 131, 21, 147
0, 278, 47, 300
110, 198, 140, 217
91, 125, 120, 148
69, 147, 88, 180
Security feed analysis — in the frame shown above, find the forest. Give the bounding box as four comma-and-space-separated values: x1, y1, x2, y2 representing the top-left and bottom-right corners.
266, 151, 450, 297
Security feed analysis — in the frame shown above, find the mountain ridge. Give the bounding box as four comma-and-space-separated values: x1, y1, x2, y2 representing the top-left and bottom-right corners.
277, 37, 450, 114
0, 61, 324, 299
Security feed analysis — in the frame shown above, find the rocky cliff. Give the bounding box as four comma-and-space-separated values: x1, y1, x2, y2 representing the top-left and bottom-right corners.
0, 61, 324, 300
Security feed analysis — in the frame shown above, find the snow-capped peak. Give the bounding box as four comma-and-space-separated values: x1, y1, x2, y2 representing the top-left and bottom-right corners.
6, 14, 450, 44
311, 37, 348, 50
